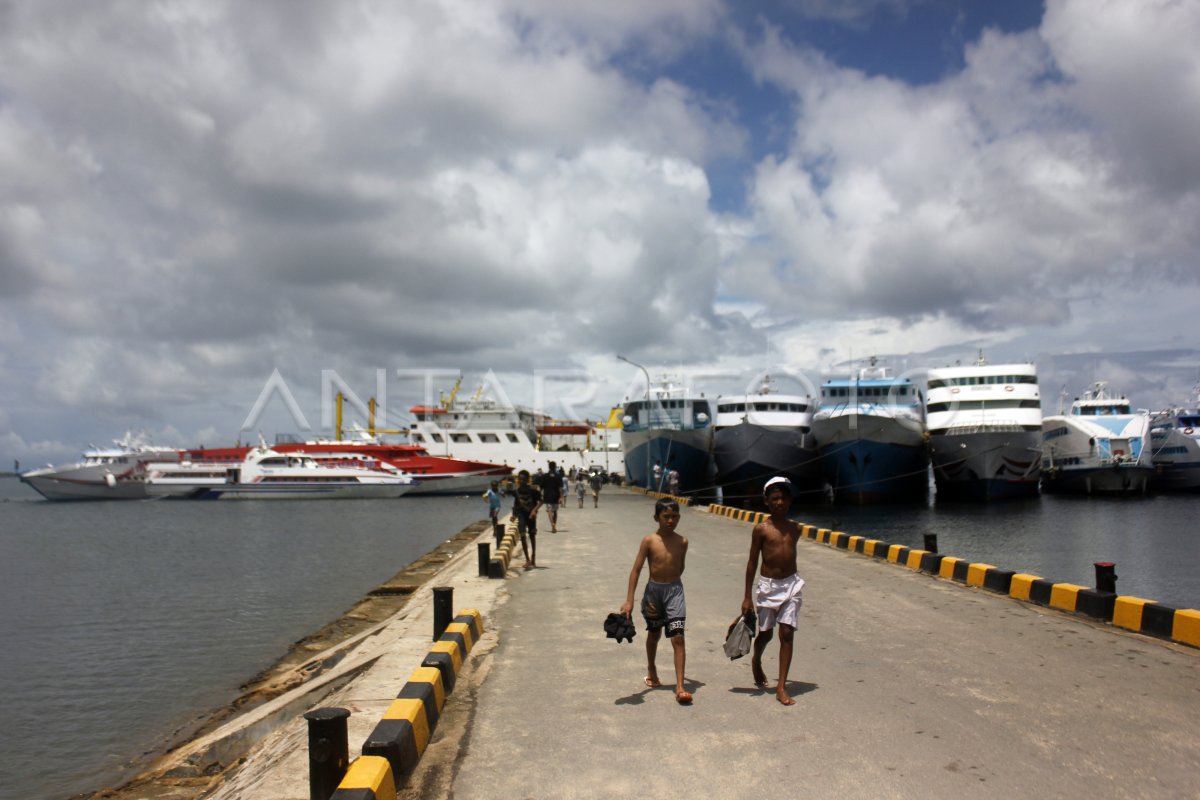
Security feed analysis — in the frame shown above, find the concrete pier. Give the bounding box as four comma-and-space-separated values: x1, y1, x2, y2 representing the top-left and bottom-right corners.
123, 492, 1200, 799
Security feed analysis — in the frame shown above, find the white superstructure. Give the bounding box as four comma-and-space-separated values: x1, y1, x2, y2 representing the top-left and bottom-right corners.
925, 357, 1042, 499
407, 382, 624, 476
1041, 382, 1152, 495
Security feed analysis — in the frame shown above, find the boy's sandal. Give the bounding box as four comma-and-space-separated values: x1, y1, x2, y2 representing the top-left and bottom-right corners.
675, 691, 693, 704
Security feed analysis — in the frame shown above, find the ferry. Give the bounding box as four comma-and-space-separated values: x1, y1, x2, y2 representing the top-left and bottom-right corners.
187, 428, 510, 496
144, 445, 416, 500
1041, 382, 1153, 495
407, 381, 625, 477
712, 376, 822, 505
619, 375, 714, 496
925, 356, 1042, 500
1149, 389, 1200, 491
811, 358, 929, 504
19, 432, 182, 501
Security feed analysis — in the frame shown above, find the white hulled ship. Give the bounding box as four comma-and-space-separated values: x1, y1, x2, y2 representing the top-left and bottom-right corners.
407, 381, 624, 477
1149, 387, 1200, 491
925, 356, 1042, 500
620, 375, 714, 496
713, 376, 821, 505
144, 445, 416, 499
19, 432, 182, 501
1041, 382, 1152, 495
811, 358, 929, 504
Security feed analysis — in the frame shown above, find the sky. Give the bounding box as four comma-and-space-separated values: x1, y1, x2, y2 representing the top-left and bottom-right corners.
2, 0, 1199, 467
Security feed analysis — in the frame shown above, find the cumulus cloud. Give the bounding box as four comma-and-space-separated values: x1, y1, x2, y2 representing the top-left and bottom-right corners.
0, 0, 1196, 466
727, 1, 1200, 349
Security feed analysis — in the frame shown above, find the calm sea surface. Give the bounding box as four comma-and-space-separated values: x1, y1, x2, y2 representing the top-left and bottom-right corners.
790, 491, 1200, 612
2, 479, 1199, 799
0, 477, 490, 800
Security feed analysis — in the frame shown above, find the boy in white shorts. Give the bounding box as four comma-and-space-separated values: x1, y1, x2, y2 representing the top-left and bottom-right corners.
741, 476, 805, 705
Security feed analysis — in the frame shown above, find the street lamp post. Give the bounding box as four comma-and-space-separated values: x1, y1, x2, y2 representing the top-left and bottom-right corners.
617, 355, 653, 489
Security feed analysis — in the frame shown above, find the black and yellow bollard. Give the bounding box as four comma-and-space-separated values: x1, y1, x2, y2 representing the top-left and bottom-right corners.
433, 586, 454, 641
1094, 561, 1118, 594
923, 533, 938, 553
304, 706, 350, 800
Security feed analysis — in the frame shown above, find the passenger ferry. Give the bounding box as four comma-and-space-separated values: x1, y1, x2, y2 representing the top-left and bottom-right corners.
1149, 389, 1200, 491
1041, 382, 1153, 495
407, 381, 624, 477
19, 432, 182, 501
925, 356, 1042, 500
811, 358, 929, 504
619, 375, 714, 496
713, 376, 821, 505
144, 445, 416, 500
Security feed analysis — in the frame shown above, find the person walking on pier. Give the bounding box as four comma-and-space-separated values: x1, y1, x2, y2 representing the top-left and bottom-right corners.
485, 480, 503, 544
511, 469, 543, 569
742, 476, 806, 706
588, 469, 603, 507
620, 498, 692, 704
540, 461, 562, 533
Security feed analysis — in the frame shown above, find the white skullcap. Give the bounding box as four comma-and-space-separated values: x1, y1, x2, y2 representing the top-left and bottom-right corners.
763, 476, 794, 496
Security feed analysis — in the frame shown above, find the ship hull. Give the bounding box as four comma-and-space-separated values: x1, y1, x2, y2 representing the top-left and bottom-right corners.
1040, 465, 1152, 495
812, 415, 929, 504
19, 473, 152, 501
713, 423, 823, 504
1150, 428, 1200, 491
622, 428, 713, 495
929, 429, 1041, 500
149, 482, 416, 500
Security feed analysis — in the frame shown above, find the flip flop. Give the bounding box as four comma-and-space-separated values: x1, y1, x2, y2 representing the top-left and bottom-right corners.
644, 676, 662, 688
675, 691, 693, 705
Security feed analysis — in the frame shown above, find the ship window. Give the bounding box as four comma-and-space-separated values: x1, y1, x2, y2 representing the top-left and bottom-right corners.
507, 433, 520, 443
411, 433, 424, 443
451, 433, 471, 443
431, 433, 444, 443
479, 433, 500, 443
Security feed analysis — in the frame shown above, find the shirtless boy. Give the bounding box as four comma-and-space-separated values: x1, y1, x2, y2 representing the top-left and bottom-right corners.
620, 498, 692, 704
511, 470, 542, 569
742, 476, 806, 705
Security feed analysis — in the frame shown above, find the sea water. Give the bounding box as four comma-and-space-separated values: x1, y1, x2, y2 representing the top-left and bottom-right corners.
2, 478, 1198, 799
0, 477, 490, 800
792, 492, 1200, 611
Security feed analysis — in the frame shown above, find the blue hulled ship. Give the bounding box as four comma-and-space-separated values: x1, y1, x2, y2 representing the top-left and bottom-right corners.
620, 376, 714, 498
811, 358, 929, 504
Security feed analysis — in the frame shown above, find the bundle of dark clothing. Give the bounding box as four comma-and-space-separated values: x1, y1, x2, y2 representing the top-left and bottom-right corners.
603, 612, 637, 643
